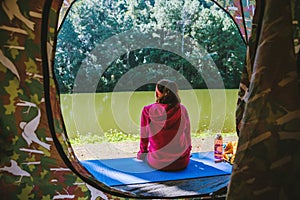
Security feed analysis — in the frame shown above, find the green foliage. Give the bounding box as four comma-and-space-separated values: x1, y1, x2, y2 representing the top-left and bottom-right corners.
70, 129, 236, 145
54, 0, 246, 93
70, 129, 139, 145
70, 132, 104, 145
192, 6, 246, 88
55, 0, 133, 93
104, 129, 140, 142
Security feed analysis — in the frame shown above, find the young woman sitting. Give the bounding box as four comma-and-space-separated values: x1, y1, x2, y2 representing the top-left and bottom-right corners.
137, 79, 192, 171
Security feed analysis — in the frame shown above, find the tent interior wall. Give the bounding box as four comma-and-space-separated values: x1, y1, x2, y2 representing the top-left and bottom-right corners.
0, 0, 299, 199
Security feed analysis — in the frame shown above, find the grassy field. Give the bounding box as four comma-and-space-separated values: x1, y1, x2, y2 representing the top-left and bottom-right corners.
60, 89, 238, 141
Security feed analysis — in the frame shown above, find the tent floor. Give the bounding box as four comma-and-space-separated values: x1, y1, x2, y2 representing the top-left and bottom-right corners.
113, 174, 230, 198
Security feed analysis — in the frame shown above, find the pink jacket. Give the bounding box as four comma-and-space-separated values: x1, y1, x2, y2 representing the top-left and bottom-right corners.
137, 103, 192, 171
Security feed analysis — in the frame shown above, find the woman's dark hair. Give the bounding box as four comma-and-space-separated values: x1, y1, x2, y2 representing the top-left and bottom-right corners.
156, 79, 181, 106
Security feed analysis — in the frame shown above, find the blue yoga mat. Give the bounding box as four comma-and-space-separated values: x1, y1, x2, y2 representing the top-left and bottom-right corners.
80, 151, 232, 186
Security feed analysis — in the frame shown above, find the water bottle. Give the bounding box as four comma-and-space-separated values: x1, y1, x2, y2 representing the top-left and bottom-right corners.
214, 133, 223, 162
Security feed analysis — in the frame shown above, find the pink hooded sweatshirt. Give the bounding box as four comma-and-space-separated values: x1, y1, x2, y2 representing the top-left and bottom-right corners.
137, 103, 192, 171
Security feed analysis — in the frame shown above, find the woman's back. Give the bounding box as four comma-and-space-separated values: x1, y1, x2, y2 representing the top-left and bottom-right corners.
137, 79, 192, 171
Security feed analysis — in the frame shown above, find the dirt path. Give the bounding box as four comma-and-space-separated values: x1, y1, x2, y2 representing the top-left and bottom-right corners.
73, 135, 238, 160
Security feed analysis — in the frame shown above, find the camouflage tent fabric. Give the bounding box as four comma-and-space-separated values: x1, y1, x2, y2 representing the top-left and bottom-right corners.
227, 0, 300, 199
1, 0, 299, 199
0, 0, 134, 199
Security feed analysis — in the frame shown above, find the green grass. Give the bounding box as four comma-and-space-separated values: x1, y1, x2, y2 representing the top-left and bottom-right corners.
70, 129, 236, 145
70, 129, 140, 145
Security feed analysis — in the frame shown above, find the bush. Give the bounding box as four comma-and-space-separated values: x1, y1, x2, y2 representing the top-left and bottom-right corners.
70, 129, 139, 145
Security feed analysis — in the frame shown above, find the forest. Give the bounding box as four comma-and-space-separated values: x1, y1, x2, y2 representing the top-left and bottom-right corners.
54, 0, 246, 93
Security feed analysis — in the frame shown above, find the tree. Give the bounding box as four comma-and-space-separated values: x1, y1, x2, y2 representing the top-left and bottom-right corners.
191, 4, 246, 88
54, 0, 246, 93
55, 0, 134, 93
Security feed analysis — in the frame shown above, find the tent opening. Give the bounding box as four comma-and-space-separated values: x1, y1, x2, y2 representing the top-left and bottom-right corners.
54, 0, 247, 197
